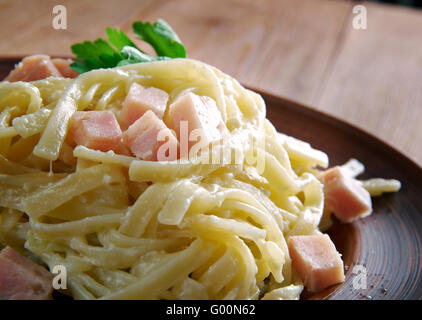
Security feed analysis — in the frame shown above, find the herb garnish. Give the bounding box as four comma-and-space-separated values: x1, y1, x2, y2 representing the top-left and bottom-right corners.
70, 19, 186, 73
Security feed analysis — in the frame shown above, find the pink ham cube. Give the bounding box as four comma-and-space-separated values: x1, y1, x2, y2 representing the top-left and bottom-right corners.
68, 110, 122, 152
5, 55, 61, 82
120, 82, 169, 128
288, 234, 345, 292
51, 58, 79, 78
122, 110, 178, 161
320, 166, 372, 223
0, 246, 53, 300
169, 92, 227, 156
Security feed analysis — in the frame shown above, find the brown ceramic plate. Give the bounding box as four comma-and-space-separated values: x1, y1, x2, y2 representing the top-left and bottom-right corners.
1, 58, 422, 300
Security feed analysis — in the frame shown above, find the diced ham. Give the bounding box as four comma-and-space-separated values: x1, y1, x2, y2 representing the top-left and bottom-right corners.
68, 110, 122, 152
0, 246, 53, 300
51, 58, 79, 78
4, 55, 79, 82
5, 54, 79, 82
169, 92, 227, 156
288, 234, 345, 292
120, 82, 169, 128
122, 110, 178, 161
320, 166, 372, 222
5, 55, 61, 82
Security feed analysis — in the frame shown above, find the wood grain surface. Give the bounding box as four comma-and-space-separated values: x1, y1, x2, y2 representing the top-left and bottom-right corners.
0, 0, 421, 166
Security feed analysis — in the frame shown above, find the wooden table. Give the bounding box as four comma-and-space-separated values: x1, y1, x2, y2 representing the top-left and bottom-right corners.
0, 0, 421, 166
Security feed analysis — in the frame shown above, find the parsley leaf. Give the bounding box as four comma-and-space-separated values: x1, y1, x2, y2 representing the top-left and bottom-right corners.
70, 39, 122, 73
132, 19, 186, 58
106, 27, 138, 52
117, 46, 170, 67
70, 19, 186, 73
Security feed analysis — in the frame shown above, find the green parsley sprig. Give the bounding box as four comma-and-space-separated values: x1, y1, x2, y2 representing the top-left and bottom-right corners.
70, 19, 186, 73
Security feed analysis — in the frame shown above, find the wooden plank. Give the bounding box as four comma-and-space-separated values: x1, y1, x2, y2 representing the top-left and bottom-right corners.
120, 0, 352, 105
317, 1, 422, 165
0, 0, 352, 113
0, 0, 351, 105
0, 0, 156, 57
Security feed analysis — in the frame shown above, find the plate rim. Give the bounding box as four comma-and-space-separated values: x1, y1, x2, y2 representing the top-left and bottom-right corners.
249, 85, 422, 174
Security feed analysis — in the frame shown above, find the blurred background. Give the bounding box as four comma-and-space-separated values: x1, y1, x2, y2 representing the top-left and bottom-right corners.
0, 0, 421, 166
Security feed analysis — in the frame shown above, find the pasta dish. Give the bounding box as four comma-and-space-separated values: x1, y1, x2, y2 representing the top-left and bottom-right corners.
0, 20, 400, 300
